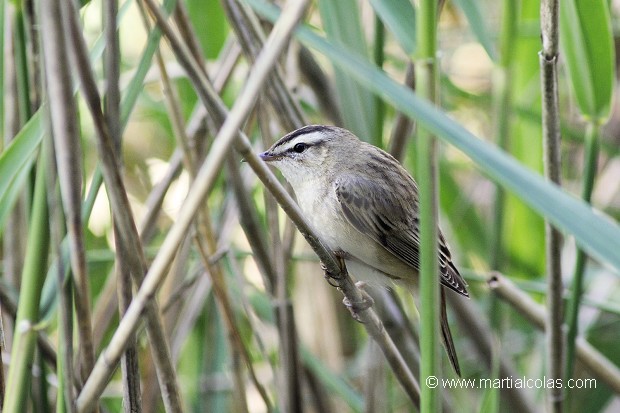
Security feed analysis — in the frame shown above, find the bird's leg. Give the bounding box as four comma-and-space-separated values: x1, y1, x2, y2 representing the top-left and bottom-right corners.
320, 251, 373, 321
343, 281, 375, 323
321, 250, 349, 286
321, 262, 340, 287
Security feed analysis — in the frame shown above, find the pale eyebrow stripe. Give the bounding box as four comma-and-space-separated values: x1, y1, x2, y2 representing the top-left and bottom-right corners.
273, 125, 333, 149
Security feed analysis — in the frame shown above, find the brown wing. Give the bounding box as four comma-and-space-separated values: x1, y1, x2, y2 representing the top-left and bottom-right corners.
335, 174, 468, 297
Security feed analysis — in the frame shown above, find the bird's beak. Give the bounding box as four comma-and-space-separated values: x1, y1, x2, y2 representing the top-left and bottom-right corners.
259, 151, 276, 162
240, 151, 276, 163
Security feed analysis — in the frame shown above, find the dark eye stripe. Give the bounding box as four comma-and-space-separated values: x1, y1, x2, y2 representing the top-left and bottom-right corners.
273, 125, 333, 150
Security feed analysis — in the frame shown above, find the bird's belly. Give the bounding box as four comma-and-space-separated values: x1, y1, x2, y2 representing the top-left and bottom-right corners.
304, 201, 414, 285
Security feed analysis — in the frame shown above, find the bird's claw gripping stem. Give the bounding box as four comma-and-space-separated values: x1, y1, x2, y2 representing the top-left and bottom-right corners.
321, 250, 348, 287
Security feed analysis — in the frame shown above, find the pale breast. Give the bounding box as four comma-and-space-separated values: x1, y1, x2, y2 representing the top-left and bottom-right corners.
295, 180, 415, 284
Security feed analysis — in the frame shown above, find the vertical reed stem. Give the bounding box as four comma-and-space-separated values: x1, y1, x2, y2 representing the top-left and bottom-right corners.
416, 0, 440, 410
540, 0, 564, 410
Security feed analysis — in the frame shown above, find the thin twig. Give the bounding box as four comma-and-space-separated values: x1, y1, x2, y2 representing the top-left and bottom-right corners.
540, 0, 564, 410
40, 0, 96, 385
104, 0, 143, 410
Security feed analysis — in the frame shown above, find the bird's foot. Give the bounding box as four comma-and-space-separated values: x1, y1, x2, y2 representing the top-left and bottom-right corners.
321, 262, 340, 287
321, 250, 349, 287
343, 281, 374, 323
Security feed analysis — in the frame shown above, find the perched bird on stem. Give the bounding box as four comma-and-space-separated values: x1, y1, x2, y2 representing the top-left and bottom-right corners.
260, 125, 468, 376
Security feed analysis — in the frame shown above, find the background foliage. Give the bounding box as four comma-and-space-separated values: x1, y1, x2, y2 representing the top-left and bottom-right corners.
1, 0, 619, 412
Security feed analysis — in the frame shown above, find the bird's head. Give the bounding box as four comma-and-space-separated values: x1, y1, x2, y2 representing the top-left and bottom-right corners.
259, 125, 359, 184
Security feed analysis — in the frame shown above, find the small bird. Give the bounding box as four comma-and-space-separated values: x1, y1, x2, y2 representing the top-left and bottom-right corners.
259, 125, 468, 376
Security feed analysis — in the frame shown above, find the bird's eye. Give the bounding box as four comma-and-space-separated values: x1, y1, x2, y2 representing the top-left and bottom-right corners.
293, 143, 307, 153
